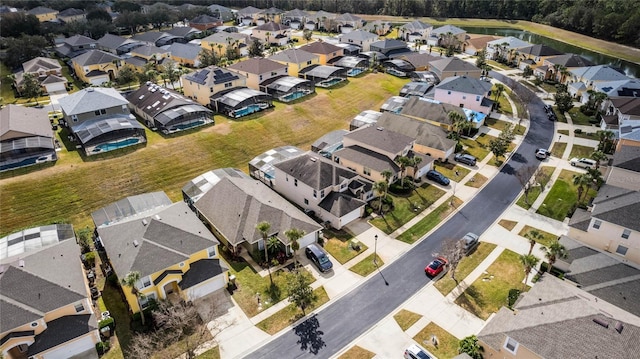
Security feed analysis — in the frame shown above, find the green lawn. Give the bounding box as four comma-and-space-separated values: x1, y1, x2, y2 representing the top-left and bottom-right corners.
484, 117, 526, 135
255, 286, 329, 335
473, 133, 515, 166
454, 249, 525, 320
464, 173, 487, 188
460, 137, 490, 162
569, 144, 596, 159
550, 142, 567, 158
393, 309, 423, 331
324, 237, 368, 264
196, 347, 220, 359
487, 60, 512, 71
433, 161, 470, 182
518, 225, 558, 247
412, 322, 459, 359
349, 254, 384, 277
101, 281, 133, 355
539, 82, 558, 93
515, 166, 554, 210
369, 184, 445, 235
493, 91, 513, 115
0, 73, 409, 237
434, 242, 497, 295
568, 107, 597, 126
555, 108, 568, 123
396, 197, 462, 244
338, 346, 376, 359
536, 169, 597, 221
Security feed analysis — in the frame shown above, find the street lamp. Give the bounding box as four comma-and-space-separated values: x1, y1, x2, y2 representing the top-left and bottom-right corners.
373, 234, 378, 265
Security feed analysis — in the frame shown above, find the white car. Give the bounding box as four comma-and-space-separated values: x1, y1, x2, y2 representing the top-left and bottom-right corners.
570, 157, 596, 169
535, 148, 551, 160
404, 344, 434, 359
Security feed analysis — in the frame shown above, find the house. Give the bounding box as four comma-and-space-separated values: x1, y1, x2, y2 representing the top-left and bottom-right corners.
311, 129, 349, 156
334, 43, 364, 56
127, 83, 214, 134
363, 20, 392, 36
57, 87, 146, 155
515, 44, 563, 69
0, 105, 57, 171
537, 53, 595, 82
434, 75, 494, 114
165, 43, 202, 67
298, 41, 344, 65
57, 8, 85, 23
13, 57, 66, 95
27, 6, 58, 22
131, 31, 183, 47
252, 22, 291, 46
165, 27, 202, 41
208, 4, 234, 22
226, 58, 288, 91
601, 97, 640, 135
273, 153, 374, 229
594, 78, 640, 101
399, 20, 433, 42
93, 192, 230, 311
200, 32, 250, 58
427, 25, 467, 47
464, 35, 500, 56
478, 274, 640, 359
188, 14, 222, 31
282, 8, 309, 29
70, 50, 121, 85
398, 53, 440, 72
333, 125, 428, 183
182, 66, 247, 106
485, 36, 532, 62
210, 87, 272, 118
55, 34, 97, 58
0, 224, 101, 359
375, 112, 455, 162
383, 59, 415, 78
97, 33, 143, 55
399, 82, 432, 98
306, 10, 335, 31
190, 175, 322, 256
249, 145, 305, 186
429, 57, 482, 80
260, 76, 315, 103
237, 6, 262, 25
268, 48, 320, 77
400, 97, 486, 130
259, 7, 285, 25
604, 144, 640, 191
298, 65, 348, 88
568, 65, 630, 98
350, 110, 383, 130
369, 39, 411, 58
334, 13, 364, 33
130, 45, 171, 64
568, 183, 640, 265
339, 30, 379, 52
331, 56, 369, 77
182, 167, 248, 205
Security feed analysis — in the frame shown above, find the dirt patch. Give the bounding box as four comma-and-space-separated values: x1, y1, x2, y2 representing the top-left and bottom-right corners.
204, 122, 232, 135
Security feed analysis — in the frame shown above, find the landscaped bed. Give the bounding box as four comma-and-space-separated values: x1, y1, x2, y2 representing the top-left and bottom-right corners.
255, 286, 329, 335
454, 249, 525, 320
518, 225, 558, 247
412, 322, 459, 359
396, 197, 462, 244
498, 219, 517, 231
434, 242, 497, 295
515, 166, 554, 210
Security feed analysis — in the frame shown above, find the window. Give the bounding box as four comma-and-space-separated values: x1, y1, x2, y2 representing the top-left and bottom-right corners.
140, 293, 156, 309
340, 183, 347, 189
313, 190, 317, 198
31, 322, 38, 327
137, 276, 151, 289
75, 303, 85, 312
94, 109, 106, 116
447, 90, 451, 95
71, 115, 78, 122
320, 189, 325, 198
304, 198, 308, 205
210, 87, 214, 92
622, 229, 631, 239
593, 220, 602, 229
259, 75, 263, 80
224, 82, 232, 88
179, 262, 185, 267
271, 72, 277, 76
616, 245, 628, 256
504, 337, 519, 354
307, 60, 311, 65
334, 156, 340, 163
294, 179, 298, 186
363, 167, 371, 176
208, 246, 216, 258
462, 95, 466, 100
476, 95, 481, 101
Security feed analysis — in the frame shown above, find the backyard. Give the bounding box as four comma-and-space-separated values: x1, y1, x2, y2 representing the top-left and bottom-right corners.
0, 73, 409, 237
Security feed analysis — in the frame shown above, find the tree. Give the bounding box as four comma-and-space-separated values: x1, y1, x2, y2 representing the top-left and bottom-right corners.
199, 48, 218, 67
115, 65, 136, 89
458, 335, 484, 359
381, 169, 393, 200
287, 272, 317, 316
523, 65, 533, 77
554, 90, 574, 114
586, 168, 604, 191
114, 11, 146, 34
86, 20, 116, 39
20, 73, 42, 104
410, 156, 423, 184
475, 49, 487, 69
493, 83, 505, 102
4, 35, 48, 68
438, 238, 466, 284
0, 12, 41, 37
113, 1, 142, 13
372, 181, 388, 214
249, 39, 264, 57
524, 229, 542, 255
541, 240, 568, 273
256, 221, 274, 285
448, 110, 467, 137
397, 156, 412, 188
160, 60, 181, 89
285, 228, 305, 268
515, 165, 538, 207
590, 150, 608, 169
519, 254, 540, 290
267, 236, 282, 264
572, 173, 590, 203
535, 168, 552, 190
87, 9, 112, 23
595, 130, 615, 154
302, 29, 313, 43
120, 271, 146, 325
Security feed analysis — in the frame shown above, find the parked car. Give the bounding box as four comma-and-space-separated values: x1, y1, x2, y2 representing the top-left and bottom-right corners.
425, 256, 448, 277
570, 157, 596, 169
461, 232, 479, 254
404, 344, 434, 359
454, 153, 477, 166
547, 112, 557, 121
305, 243, 333, 273
426, 170, 450, 186
543, 104, 552, 113
535, 148, 551, 160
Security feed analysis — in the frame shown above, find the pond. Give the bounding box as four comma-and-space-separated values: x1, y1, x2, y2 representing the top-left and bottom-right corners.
459, 26, 640, 78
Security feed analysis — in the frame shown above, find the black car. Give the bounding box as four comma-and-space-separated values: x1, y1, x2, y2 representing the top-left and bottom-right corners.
305, 244, 333, 272
547, 112, 557, 121
454, 153, 477, 166
543, 104, 553, 113
426, 170, 450, 186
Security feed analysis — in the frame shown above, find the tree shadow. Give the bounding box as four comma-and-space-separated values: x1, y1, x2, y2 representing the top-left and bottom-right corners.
266, 283, 281, 302
293, 315, 325, 355
510, 152, 528, 163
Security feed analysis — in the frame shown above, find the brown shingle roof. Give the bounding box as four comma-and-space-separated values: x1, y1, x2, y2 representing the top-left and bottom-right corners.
227, 57, 287, 75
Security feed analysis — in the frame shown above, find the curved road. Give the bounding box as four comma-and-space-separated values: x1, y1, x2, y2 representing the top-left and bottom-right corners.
245, 72, 555, 359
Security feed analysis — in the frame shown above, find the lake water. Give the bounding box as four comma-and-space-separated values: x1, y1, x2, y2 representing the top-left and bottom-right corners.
459, 26, 640, 78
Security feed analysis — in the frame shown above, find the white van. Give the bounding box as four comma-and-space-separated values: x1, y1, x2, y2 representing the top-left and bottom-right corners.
570, 157, 596, 169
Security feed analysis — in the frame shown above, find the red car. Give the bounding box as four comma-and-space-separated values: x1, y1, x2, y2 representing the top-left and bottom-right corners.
425, 257, 448, 277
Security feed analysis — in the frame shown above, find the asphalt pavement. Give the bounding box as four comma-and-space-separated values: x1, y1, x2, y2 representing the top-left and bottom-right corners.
242, 74, 555, 358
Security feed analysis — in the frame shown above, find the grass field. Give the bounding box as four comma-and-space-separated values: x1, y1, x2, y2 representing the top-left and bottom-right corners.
536, 169, 597, 221
464, 173, 487, 188
412, 322, 460, 359
393, 309, 422, 331
568, 107, 597, 126
396, 197, 462, 244
498, 219, 517, 231
349, 254, 384, 277
434, 242, 497, 295
255, 286, 329, 335
0, 73, 408, 237
338, 346, 375, 359
569, 144, 596, 159
515, 166, 554, 210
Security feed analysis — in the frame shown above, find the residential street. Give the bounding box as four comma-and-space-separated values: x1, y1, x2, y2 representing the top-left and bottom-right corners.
241, 73, 555, 358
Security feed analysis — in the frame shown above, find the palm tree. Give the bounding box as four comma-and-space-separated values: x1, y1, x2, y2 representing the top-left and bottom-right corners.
572, 173, 591, 203
372, 181, 388, 214
267, 236, 282, 261
596, 130, 615, 154
519, 254, 540, 290
284, 228, 305, 269
410, 156, 422, 184
121, 271, 146, 325
493, 83, 505, 102
524, 230, 542, 255
591, 150, 608, 169
381, 169, 393, 200
541, 241, 568, 274
448, 111, 467, 137
256, 221, 274, 285
586, 168, 604, 191
397, 156, 412, 188
216, 44, 224, 57
265, 31, 271, 46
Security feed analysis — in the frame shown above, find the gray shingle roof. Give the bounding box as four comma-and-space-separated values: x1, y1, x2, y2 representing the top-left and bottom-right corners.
71, 49, 120, 66
268, 48, 319, 64
27, 314, 97, 356
189, 14, 220, 25
255, 21, 290, 31
237, 6, 261, 16
429, 57, 480, 73
193, 177, 321, 247
567, 207, 591, 231
571, 65, 629, 82
179, 259, 228, 289
132, 45, 169, 57
299, 41, 343, 55
166, 43, 201, 60
334, 145, 400, 173
400, 97, 466, 125
0, 105, 53, 140
58, 87, 128, 116
27, 6, 57, 15
166, 26, 201, 37
517, 44, 563, 57
546, 53, 594, 67
431, 25, 465, 36
202, 32, 248, 45
590, 187, 640, 231
344, 125, 414, 155
98, 33, 133, 50
436, 75, 492, 95
58, 8, 84, 17
612, 144, 640, 172
227, 57, 286, 75
274, 153, 360, 190
311, 129, 348, 152
318, 192, 366, 217
22, 57, 61, 73
96, 200, 218, 278
400, 20, 432, 32
64, 34, 95, 47
339, 30, 378, 42
0, 299, 41, 332
375, 112, 456, 152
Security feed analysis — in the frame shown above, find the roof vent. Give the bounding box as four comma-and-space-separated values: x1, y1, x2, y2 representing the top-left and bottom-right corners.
310, 157, 317, 162
133, 240, 139, 247
615, 321, 624, 334
142, 219, 148, 226
376, 127, 384, 131
18, 260, 25, 267
593, 318, 609, 328
155, 214, 161, 220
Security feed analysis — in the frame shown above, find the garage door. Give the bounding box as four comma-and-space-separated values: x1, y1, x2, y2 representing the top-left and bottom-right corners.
42, 334, 97, 359
298, 232, 317, 248
90, 77, 108, 86
340, 208, 362, 228
185, 275, 226, 301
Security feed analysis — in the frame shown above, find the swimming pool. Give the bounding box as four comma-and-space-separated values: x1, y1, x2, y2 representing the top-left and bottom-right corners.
171, 120, 205, 131
93, 138, 139, 153
318, 78, 343, 88
233, 104, 263, 118
347, 68, 364, 77
280, 91, 307, 102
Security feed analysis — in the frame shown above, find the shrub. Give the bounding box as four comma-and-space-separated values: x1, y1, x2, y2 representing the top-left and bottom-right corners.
574, 128, 583, 134
107, 274, 119, 286
507, 288, 521, 308
95, 341, 110, 355
83, 251, 96, 267
455, 142, 464, 153
99, 317, 114, 330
